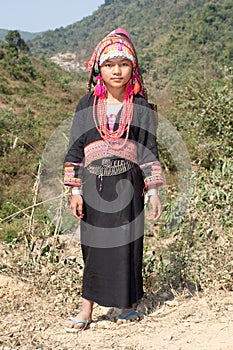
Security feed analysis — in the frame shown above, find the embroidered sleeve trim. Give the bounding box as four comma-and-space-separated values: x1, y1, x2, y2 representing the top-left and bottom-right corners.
144, 175, 164, 188
142, 161, 164, 188
140, 160, 160, 170
64, 163, 83, 187
65, 162, 84, 167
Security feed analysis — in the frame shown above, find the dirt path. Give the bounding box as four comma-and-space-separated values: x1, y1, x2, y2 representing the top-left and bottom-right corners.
0, 274, 232, 350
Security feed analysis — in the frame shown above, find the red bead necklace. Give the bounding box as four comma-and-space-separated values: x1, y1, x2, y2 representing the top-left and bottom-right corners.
93, 94, 134, 150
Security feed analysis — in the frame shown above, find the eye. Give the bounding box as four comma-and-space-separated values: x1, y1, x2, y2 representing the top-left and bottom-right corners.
122, 61, 130, 67
104, 62, 112, 67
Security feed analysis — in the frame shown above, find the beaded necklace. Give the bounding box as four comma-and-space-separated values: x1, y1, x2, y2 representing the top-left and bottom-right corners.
93, 94, 134, 150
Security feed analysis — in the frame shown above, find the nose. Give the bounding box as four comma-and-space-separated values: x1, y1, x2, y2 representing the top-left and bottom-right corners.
113, 64, 121, 75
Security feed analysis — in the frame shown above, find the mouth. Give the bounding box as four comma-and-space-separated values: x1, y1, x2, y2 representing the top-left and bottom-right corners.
111, 77, 123, 81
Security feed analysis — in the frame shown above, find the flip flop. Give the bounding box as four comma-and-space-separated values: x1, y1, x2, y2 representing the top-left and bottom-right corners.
64, 316, 90, 333
116, 310, 139, 326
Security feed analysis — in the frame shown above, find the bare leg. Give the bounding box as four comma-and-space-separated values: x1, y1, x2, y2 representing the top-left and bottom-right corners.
66, 298, 93, 329
78, 298, 94, 321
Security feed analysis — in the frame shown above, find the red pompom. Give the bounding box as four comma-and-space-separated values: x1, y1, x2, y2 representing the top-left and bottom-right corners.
94, 84, 103, 96
133, 83, 141, 95
94, 76, 106, 98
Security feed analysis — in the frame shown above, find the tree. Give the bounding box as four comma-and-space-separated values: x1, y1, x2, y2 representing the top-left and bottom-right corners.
5, 30, 29, 57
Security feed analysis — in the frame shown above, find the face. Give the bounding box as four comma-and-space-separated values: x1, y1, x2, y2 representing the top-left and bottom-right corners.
100, 58, 133, 91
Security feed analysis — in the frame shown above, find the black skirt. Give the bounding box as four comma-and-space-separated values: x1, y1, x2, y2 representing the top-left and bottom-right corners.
80, 163, 145, 308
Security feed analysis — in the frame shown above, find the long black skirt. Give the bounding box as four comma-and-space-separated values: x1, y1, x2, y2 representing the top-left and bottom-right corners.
80, 163, 145, 308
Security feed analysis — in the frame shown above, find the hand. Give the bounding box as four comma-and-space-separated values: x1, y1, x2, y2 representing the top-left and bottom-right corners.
70, 194, 84, 219
147, 194, 162, 221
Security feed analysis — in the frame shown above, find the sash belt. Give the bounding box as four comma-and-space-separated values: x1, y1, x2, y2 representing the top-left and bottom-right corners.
87, 158, 134, 176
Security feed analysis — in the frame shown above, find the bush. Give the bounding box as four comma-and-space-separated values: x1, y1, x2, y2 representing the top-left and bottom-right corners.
173, 66, 233, 166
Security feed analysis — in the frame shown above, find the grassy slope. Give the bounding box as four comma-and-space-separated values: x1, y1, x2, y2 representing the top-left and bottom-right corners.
0, 54, 86, 238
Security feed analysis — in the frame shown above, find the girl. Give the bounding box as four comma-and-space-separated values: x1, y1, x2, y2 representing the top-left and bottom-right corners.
64, 28, 163, 331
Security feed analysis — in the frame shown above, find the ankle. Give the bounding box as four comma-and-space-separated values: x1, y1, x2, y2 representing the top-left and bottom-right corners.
80, 299, 93, 318
120, 307, 136, 316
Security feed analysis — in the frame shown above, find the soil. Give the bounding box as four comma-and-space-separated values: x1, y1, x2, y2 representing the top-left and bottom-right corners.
0, 273, 232, 350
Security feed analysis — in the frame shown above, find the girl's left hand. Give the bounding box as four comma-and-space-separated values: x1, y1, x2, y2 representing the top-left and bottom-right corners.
147, 194, 162, 221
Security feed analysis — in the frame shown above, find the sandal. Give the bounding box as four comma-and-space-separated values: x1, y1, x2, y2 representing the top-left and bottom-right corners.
64, 316, 91, 333
116, 310, 139, 326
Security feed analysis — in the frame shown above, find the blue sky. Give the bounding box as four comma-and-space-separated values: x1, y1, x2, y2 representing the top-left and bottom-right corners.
0, 0, 105, 32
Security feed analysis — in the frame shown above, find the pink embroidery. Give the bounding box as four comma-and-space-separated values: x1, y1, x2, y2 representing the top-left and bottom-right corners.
142, 161, 163, 188
140, 160, 160, 169
118, 43, 123, 51
84, 139, 138, 166
65, 162, 84, 167
64, 164, 82, 187
144, 161, 163, 188
144, 175, 163, 188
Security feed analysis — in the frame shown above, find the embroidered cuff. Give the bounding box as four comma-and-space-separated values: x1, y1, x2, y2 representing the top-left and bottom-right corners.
64, 162, 83, 187
142, 161, 163, 189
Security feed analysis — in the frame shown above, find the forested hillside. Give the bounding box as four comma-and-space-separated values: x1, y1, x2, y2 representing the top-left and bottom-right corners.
0, 28, 41, 42
29, 0, 233, 87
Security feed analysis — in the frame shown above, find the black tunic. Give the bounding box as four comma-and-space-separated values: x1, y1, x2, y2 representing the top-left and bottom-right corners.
64, 92, 162, 308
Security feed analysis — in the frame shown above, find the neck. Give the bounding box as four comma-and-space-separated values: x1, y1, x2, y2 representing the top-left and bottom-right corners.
106, 87, 125, 103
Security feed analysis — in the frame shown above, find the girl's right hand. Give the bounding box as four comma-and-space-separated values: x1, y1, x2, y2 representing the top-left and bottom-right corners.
70, 194, 84, 219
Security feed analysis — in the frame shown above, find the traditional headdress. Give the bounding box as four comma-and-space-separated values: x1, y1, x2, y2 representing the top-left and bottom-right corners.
86, 28, 146, 99
85, 28, 146, 149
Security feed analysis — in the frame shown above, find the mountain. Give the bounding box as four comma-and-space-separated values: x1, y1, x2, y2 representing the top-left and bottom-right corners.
0, 28, 42, 42
28, 0, 233, 88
